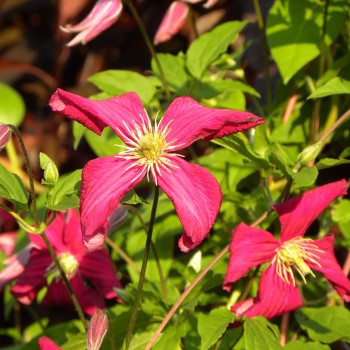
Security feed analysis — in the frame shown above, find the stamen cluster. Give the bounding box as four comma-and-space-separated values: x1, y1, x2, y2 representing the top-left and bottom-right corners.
273, 237, 324, 285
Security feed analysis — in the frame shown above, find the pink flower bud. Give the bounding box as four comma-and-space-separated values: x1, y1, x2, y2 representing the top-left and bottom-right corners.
61, 0, 123, 46
87, 310, 109, 350
0, 123, 11, 150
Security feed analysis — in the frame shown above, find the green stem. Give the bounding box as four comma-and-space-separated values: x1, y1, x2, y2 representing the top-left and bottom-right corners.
122, 0, 171, 101
125, 186, 160, 350
126, 204, 168, 302
40, 231, 88, 330
8, 125, 40, 228
238, 266, 260, 302
106, 312, 116, 350
252, 0, 272, 115
188, 5, 199, 39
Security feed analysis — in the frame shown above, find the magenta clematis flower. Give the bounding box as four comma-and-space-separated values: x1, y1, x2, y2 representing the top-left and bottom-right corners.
49, 89, 263, 252
223, 179, 350, 319
61, 0, 123, 46
154, 0, 218, 45
1, 209, 122, 316
39, 337, 62, 350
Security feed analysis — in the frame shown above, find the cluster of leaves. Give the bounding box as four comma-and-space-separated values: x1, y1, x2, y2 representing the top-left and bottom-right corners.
0, 0, 350, 349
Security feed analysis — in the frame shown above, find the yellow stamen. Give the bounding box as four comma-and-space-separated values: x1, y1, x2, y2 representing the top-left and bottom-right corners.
273, 237, 324, 286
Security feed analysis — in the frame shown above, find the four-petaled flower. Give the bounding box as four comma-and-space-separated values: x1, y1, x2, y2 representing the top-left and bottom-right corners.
0, 209, 122, 316
154, 0, 218, 45
61, 0, 123, 46
223, 180, 350, 319
49, 89, 263, 252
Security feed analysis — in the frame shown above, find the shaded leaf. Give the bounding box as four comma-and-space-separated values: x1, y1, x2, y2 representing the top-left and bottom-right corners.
0, 82, 25, 127
308, 77, 350, 99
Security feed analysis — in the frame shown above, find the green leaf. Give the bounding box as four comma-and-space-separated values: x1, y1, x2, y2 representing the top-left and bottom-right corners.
333, 199, 350, 241
88, 69, 156, 105
267, 0, 346, 84
85, 127, 123, 157
292, 166, 318, 188
244, 317, 282, 350
0, 163, 28, 211
285, 340, 330, 350
316, 157, 350, 170
151, 53, 191, 95
186, 21, 249, 79
308, 77, 350, 99
152, 325, 184, 350
0, 82, 25, 127
46, 169, 82, 210
72, 121, 86, 150
129, 332, 153, 350
198, 307, 236, 350
121, 189, 146, 205
295, 306, 350, 343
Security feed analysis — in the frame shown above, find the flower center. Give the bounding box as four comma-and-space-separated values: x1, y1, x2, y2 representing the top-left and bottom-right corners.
137, 132, 167, 161
273, 237, 324, 286
58, 253, 79, 280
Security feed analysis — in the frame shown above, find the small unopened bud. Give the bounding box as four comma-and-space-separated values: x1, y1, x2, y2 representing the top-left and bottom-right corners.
40, 153, 59, 185
295, 142, 322, 170
0, 123, 11, 151
87, 310, 109, 350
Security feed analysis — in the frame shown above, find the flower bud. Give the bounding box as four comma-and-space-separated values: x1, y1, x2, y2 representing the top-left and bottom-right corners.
87, 310, 109, 350
296, 142, 322, 168
40, 153, 59, 185
0, 123, 11, 151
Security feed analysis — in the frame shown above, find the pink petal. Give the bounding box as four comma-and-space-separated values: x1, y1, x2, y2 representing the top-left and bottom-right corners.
307, 234, 350, 302
155, 156, 222, 252
79, 249, 123, 299
223, 223, 279, 291
11, 249, 52, 304
80, 157, 146, 250
0, 231, 18, 256
39, 336, 62, 350
154, 1, 189, 45
274, 180, 347, 242
28, 212, 66, 252
63, 209, 87, 256
202, 0, 218, 8
43, 273, 105, 316
232, 263, 303, 319
49, 89, 150, 146
159, 97, 264, 151
107, 204, 128, 233
0, 247, 31, 292
62, 0, 123, 46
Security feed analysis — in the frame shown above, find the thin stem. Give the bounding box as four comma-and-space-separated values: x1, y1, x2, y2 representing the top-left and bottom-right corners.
106, 312, 116, 350
40, 231, 88, 330
238, 266, 260, 302
126, 205, 168, 301
106, 236, 141, 274
125, 186, 160, 350
8, 125, 39, 228
280, 312, 290, 346
252, 0, 271, 114
188, 5, 199, 39
318, 108, 350, 144
145, 244, 229, 350
122, 0, 171, 101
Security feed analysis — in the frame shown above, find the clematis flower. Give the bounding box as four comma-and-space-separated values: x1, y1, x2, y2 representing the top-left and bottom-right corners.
39, 337, 62, 350
61, 0, 123, 46
49, 89, 263, 252
154, 0, 218, 44
0, 209, 122, 316
223, 179, 350, 319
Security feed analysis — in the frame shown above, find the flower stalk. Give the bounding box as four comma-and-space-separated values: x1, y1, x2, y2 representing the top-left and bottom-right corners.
122, 0, 171, 101
125, 186, 160, 350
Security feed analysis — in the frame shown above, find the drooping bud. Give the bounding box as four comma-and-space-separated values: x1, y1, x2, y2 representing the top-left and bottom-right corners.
107, 205, 128, 233
87, 310, 109, 350
294, 142, 322, 170
40, 153, 59, 185
0, 123, 11, 151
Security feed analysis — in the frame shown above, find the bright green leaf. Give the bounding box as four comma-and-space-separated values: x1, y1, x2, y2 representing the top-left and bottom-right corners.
88, 69, 156, 105
244, 317, 282, 350
152, 325, 185, 350
0, 163, 28, 211
292, 166, 318, 188
308, 77, 350, 99
0, 82, 25, 127
186, 21, 249, 79
296, 306, 350, 343
316, 157, 350, 170
267, 0, 346, 84
121, 189, 146, 205
198, 307, 236, 350
285, 340, 330, 350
